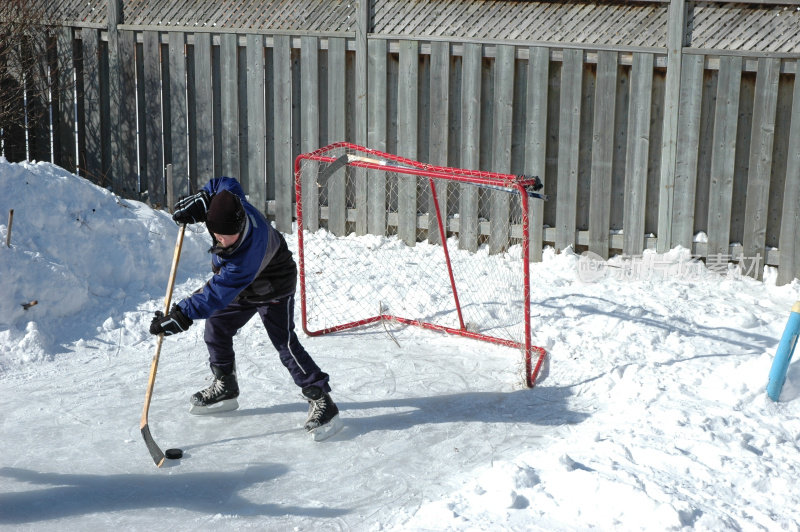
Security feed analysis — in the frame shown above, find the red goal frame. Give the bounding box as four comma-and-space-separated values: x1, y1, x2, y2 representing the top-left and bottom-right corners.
294, 142, 547, 387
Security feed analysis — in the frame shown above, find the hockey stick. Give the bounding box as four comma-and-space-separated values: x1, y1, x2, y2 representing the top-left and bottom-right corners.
317, 154, 349, 184
140, 223, 186, 467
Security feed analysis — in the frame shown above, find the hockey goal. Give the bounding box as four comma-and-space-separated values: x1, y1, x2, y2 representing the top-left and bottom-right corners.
294, 142, 547, 387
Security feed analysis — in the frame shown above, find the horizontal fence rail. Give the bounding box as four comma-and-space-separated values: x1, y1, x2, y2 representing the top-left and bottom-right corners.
1, 1, 799, 284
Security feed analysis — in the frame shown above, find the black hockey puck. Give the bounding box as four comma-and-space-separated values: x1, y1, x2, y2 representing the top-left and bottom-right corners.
165, 448, 183, 460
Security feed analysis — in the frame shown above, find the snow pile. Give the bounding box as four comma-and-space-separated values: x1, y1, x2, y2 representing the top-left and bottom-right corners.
0, 158, 207, 368
2, 157, 800, 531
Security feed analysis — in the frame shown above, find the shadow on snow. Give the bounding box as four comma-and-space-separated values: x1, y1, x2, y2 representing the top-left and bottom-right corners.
0, 464, 348, 524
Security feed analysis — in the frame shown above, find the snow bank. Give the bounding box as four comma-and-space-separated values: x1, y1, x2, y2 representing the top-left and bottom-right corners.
0, 159, 207, 368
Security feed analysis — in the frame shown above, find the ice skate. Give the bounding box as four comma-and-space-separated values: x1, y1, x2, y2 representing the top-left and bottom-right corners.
189, 365, 240, 415
302, 385, 342, 441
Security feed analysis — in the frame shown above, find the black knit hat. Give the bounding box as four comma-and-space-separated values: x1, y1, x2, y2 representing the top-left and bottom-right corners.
206, 190, 245, 235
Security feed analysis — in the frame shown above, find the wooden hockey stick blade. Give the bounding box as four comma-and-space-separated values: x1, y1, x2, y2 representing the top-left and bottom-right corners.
141, 423, 165, 467
140, 224, 185, 467
318, 154, 349, 184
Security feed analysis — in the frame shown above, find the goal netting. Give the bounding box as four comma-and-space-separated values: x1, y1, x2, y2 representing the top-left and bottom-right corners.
294, 142, 547, 387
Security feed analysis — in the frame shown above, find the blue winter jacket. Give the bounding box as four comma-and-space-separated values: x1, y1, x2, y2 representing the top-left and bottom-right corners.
176, 177, 297, 320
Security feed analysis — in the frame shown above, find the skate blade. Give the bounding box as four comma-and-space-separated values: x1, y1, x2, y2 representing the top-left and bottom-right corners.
189, 398, 239, 415
309, 414, 342, 441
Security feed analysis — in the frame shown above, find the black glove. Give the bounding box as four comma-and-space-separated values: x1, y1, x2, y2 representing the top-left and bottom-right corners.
172, 190, 211, 224
519, 174, 543, 192
149, 304, 193, 336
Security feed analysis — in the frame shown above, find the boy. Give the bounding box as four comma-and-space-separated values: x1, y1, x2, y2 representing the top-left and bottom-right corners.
149, 177, 339, 438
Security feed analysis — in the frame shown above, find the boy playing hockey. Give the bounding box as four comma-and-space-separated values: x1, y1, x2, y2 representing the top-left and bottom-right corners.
148, 176, 340, 439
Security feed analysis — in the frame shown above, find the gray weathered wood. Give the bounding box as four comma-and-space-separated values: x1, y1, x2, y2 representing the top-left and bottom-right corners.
428, 41, 450, 245
777, 59, 800, 285
81, 27, 102, 185
246, 34, 267, 216
354, 0, 370, 235
368, 38, 388, 235
57, 26, 76, 172
108, 0, 122, 28
671, 53, 704, 249
273, 34, 293, 232
623, 52, 654, 256
300, 35, 320, 231
489, 44, 515, 254
397, 40, 419, 246
525, 46, 549, 263
142, 31, 164, 205
169, 31, 189, 199
355, 1, 369, 148
656, 0, 687, 253
556, 48, 582, 253
707, 55, 743, 259
109, 29, 138, 196
327, 37, 347, 236
742, 57, 780, 279
589, 50, 618, 259
192, 32, 214, 190
220, 33, 239, 178
459, 42, 482, 252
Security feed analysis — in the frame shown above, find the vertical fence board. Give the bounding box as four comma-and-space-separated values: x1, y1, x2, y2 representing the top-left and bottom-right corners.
327, 37, 347, 236
23, 34, 51, 163
489, 44, 514, 254
354, 0, 369, 236
577, 58, 595, 235
57, 27, 76, 172
777, 61, 800, 285
742, 57, 780, 279
300, 36, 320, 231
273, 35, 293, 231
160, 40, 172, 186
525, 46, 549, 263
556, 48, 582, 253
220, 33, 239, 178
142, 31, 163, 205
193, 32, 213, 189
168, 32, 188, 199
186, 39, 196, 192
81, 28, 102, 185
672, 53, 704, 249
589, 50, 618, 259
611, 65, 630, 234
237, 45, 249, 191
108, 29, 138, 196
368, 38, 388, 235
428, 41, 450, 245
623, 52, 654, 255
245, 35, 267, 216
134, 40, 145, 190
459, 42, 481, 252
693, 68, 717, 241
397, 40, 419, 246
707, 55, 742, 259
656, 0, 687, 253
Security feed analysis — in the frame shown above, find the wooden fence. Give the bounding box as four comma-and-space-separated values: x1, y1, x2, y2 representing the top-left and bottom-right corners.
2, 2, 800, 284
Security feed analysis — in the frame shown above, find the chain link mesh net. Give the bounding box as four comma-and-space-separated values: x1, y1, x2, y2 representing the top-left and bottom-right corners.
296, 143, 537, 360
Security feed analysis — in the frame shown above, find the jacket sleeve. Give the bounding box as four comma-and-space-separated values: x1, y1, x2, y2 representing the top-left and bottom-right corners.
177, 257, 258, 320
176, 216, 269, 320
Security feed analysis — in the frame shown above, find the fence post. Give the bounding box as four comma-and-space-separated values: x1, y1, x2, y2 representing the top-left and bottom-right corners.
656, 0, 687, 253
354, 0, 370, 235
107, 0, 121, 191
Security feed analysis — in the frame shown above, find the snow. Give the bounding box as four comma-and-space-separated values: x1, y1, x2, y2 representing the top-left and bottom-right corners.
2, 158, 800, 531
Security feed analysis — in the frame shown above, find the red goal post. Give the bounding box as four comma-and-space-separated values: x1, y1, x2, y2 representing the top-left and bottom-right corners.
294, 142, 547, 387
